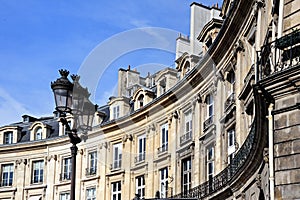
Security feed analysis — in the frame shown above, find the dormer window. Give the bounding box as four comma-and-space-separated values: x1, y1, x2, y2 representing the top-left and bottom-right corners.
113, 106, 120, 119
138, 95, 144, 108
35, 127, 42, 140
4, 131, 13, 144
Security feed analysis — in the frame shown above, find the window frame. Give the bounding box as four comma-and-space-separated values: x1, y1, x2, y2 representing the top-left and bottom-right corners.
59, 192, 70, 200
1, 163, 14, 187
32, 160, 44, 184
135, 176, 145, 199
160, 167, 168, 198
181, 157, 192, 194
111, 181, 122, 200
35, 127, 42, 140
86, 187, 96, 200
87, 151, 97, 176
159, 123, 168, 153
112, 143, 122, 169
3, 131, 13, 144
62, 157, 72, 181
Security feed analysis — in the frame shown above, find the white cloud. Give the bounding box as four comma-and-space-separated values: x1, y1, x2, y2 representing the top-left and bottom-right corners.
0, 87, 30, 126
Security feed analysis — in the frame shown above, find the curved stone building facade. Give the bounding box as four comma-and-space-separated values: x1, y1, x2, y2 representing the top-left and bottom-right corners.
0, 0, 299, 200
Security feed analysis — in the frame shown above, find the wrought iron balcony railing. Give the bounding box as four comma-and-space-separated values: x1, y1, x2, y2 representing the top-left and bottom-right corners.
224, 93, 235, 112
172, 120, 256, 199
203, 116, 213, 131
158, 144, 168, 154
60, 172, 71, 181
135, 153, 145, 163
180, 132, 192, 144
111, 160, 122, 170
86, 167, 97, 176
257, 30, 300, 80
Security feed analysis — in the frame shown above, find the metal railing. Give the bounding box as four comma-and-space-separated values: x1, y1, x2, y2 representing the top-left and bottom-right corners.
172, 120, 256, 199
86, 167, 97, 176
158, 144, 168, 154
135, 153, 145, 163
224, 93, 235, 112
180, 132, 192, 144
111, 160, 122, 170
203, 116, 213, 131
60, 172, 71, 181
257, 30, 300, 80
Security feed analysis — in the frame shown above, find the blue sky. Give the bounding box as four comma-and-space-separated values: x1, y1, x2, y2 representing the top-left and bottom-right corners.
0, 0, 222, 126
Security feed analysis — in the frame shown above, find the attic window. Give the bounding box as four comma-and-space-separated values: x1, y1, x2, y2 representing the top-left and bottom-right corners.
4, 131, 13, 144
138, 95, 144, 108
35, 127, 42, 140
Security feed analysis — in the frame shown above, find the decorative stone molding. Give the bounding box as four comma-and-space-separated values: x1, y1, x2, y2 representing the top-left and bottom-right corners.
100, 142, 108, 149
122, 134, 133, 143
256, 174, 262, 188
173, 110, 179, 119
232, 39, 245, 56
263, 147, 269, 163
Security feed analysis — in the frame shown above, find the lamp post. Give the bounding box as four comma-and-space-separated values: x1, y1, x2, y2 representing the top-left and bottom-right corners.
51, 69, 96, 200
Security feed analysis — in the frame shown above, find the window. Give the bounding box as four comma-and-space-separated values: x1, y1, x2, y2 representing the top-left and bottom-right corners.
135, 176, 145, 199
182, 158, 192, 194
160, 167, 168, 198
183, 110, 192, 143
228, 129, 236, 164
3, 131, 13, 144
207, 146, 214, 183
64, 121, 72, 135
112, 143, 122, 169
136, 135, 146, 163
87, 151, 97, 175
111, 181, 121, 200
61, 157, 71, 180
1, 164, 14, 187
32, 160, 44, 184
86, 187, 96, 200
207, 94, 214, 119
159, 124, 168, 153
138, 95, 144, 108
113, 106, 120, 119
204, 94, 214, 131
227, 71, 235, 96
35, 127, 42, 140
60, 192, 70, 200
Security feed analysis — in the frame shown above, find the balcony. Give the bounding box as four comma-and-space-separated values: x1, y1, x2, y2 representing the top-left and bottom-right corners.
134, 153, 145, 163
203, 116, 213, 131
60, 172, 71, 181
158, 144, 168, 154
180, 132, 192, 144
224, 93, 235, 112
172, 86, 267, 199
86, 167, 97, 176
111, 160, 122, 170
257, 30, 300, 80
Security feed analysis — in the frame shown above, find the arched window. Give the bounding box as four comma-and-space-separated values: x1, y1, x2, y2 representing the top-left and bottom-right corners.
35, 127, 42, 140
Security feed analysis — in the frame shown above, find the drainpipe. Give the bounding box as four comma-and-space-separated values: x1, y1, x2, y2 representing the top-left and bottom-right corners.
268, 103, 275, 200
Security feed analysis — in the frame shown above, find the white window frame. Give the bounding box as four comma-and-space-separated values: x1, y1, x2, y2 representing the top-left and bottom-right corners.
60, 192, 70, 200
4, 131, 13, 144
35, 127, 42, 140
1, 163, 14, 186
160, 123, 168, 152
184, 110, 192, 139
113, 106, 120, 119
88, 151, 97, 175
206, 94, 214, 119
207, 146, 214, 182
111, 181, 121, 200
228, 129, 236, 164
160, 167, 168, 198
137, 135, 146, 162
182, 158, 192, 194
86, 187, 96, 200
32, 160, 44, 184
62, 157, 71, 180
112, 143, 122, 169
135, 176, 145, 199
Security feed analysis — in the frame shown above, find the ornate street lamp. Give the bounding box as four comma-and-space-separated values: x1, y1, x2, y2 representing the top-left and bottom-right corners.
51, 69, 96, 200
